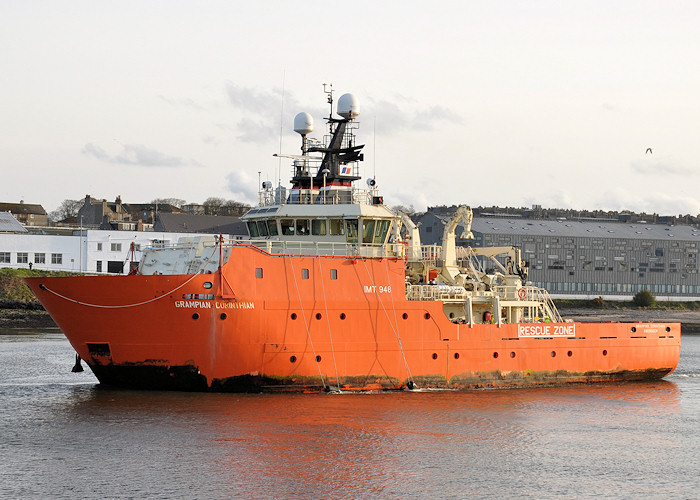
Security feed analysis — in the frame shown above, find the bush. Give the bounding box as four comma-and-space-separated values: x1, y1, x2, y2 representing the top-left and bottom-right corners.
0, 268, 79, 303
632, 289, 656, 308
590, 296, 605, 309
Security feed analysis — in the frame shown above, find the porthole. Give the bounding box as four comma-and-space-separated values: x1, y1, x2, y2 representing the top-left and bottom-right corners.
315, 313, 322, 320
666, 327, 671, 332
432, 353, 438, 360
424, 313, 431, 320
402, 313, 408, 320
291, 313, 297, 320
220, 313, 227, 320
602, 350, 608, 356
340, 313, 346, 320
551, 351, 556, 357
192, 313, 199, 320
493, 352, 499, 359
449, 312, 455, 319
567, 351, 573, 357
203, 282, 213, 289
315, 355, 322, 362
510, 352, 516, 358
290, 355, 297, 363
454, 353, 460, 360
631, 326, 636, 333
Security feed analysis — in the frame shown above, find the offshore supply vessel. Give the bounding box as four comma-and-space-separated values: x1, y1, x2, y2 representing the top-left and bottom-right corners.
25, 87, 680, 392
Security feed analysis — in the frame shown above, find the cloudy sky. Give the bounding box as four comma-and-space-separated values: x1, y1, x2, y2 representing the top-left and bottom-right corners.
3, 1, 700, 215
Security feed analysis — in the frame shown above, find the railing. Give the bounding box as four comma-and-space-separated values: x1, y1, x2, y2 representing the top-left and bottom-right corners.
407, 282, 563, 322
142, 237, 407, 259
406, 284, 468, 301
258, 186, 380, 207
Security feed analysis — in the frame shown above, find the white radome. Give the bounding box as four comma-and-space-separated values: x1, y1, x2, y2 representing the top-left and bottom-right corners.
337, 93, 360, 119
293, 112, 314, 135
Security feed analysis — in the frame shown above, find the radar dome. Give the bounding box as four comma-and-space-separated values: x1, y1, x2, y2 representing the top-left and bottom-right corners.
293, 112, 313, 135
337, 93, 360, 119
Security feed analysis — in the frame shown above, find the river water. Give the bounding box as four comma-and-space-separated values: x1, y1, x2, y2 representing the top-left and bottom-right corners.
1, 328, 698, 499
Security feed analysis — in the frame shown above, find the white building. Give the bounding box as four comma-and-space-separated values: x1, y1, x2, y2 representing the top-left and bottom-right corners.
0, 230, 235, 274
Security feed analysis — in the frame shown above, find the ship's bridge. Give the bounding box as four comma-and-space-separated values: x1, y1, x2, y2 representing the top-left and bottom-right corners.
241, 202, 400, 258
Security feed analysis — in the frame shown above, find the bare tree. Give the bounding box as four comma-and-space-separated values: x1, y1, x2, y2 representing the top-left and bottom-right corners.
152, 198, 186, 209
222, 200, 251, 216
392, 204, 416, 215
49, 199, 82, 222
202, 197, 226, 215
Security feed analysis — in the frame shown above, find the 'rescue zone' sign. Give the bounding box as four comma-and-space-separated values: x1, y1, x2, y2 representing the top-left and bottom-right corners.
518, 324, 576, 338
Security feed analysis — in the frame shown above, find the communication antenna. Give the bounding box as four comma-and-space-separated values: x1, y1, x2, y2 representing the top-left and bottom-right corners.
278, 70, 286, 188
373, 116, 376, 183
323, 83, 334, 132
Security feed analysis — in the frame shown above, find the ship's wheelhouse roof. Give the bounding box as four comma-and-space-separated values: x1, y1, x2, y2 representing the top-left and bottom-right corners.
242, 203, 395, 220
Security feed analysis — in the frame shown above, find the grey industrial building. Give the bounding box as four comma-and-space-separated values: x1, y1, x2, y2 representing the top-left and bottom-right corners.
417, 212, 700, 299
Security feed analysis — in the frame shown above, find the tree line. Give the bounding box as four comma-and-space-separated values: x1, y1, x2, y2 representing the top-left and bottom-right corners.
49, 197, 252, 222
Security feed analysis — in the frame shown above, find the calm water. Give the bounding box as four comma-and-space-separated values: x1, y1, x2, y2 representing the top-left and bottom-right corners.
1, 329, 699, 499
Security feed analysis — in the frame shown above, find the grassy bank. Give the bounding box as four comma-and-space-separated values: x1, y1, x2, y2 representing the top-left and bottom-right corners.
0, 268, 80, 303
0, 268, 80, 328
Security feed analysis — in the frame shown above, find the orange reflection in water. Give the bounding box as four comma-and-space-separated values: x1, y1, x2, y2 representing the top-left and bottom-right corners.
202, 381, 681, 497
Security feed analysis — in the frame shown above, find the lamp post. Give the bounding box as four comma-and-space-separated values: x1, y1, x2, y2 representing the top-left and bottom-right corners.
79, 215, 83, 273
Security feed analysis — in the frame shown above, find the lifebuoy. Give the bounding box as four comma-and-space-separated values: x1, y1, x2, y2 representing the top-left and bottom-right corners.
518, 288, 527, 299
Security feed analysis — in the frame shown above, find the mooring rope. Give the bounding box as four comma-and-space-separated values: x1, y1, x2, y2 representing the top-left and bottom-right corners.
360, 257, 416, 388
287, 255, 327, 390
317, 255, 342, 392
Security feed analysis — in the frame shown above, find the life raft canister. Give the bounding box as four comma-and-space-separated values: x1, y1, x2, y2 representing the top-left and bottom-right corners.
518, 288, 527, 299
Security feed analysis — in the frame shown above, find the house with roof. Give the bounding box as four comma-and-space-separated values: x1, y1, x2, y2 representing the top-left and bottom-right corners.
154, 213, 247, 237
0, 212, 29, 233
76, 195, 187, 230
0, 201, 48, 226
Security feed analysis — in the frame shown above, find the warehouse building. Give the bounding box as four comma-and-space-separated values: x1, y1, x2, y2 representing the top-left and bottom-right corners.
417, 212, 700, 299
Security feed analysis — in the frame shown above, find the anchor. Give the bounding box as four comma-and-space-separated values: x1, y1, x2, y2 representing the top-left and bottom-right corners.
71, 353, 84, 373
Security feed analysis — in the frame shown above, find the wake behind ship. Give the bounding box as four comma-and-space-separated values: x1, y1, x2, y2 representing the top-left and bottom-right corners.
25, 87, 680, 392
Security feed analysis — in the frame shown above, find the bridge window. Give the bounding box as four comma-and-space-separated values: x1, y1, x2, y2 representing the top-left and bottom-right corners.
329, 219, 344, 235
296, 219, 310, 236
374, 219, 391, 244
312, 219, 327, 236
267, 220, 279, 236
256, 220, 269, 237
362, 219, 376, 244
247, 221, 259, 237
281, 219, 294, 235
345, 219, 358, 243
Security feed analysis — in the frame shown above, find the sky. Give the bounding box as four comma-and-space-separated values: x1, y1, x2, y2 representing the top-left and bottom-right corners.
2, 1, 700, 216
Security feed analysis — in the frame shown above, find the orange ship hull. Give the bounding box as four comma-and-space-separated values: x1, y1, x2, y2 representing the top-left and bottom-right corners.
25, 246, 680, 392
